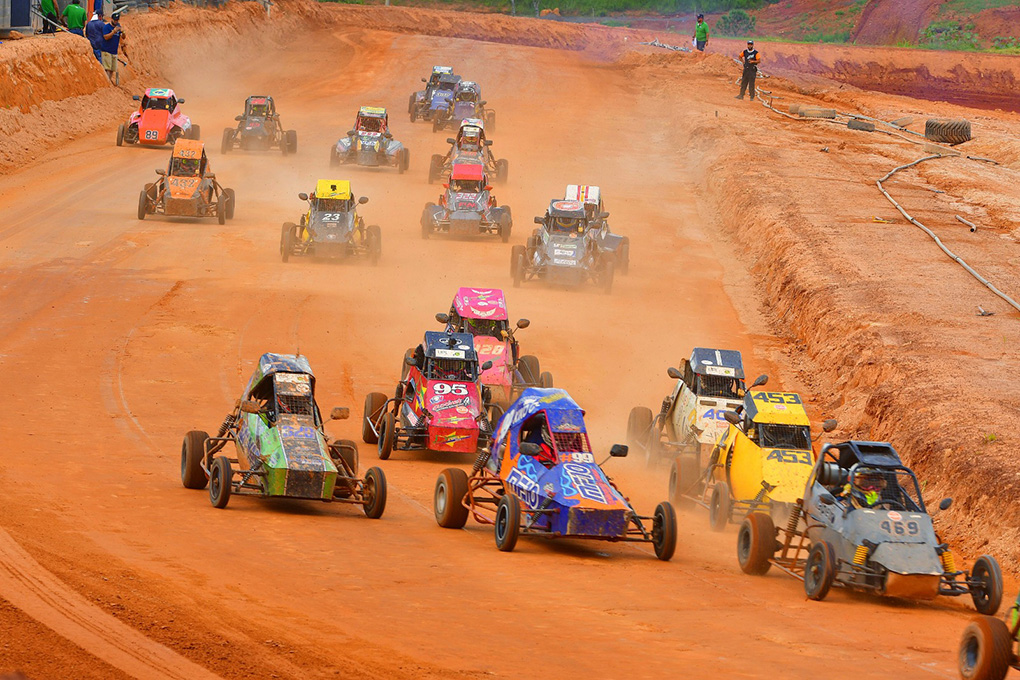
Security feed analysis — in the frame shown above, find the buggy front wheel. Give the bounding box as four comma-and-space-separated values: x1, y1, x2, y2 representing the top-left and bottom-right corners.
495, 494, 521, 552
601, 259, 615, 295
221, 128, 233, 154
181, 430, 210, 490
366, 225, 382, 265
361, 467, 387, 519
286, 129, 297, 154
627, 406, 653, 451
116, 123, 125, 147
216, 194, 226, 225
137, 190, 149, 221
378, 411, 395, 460
737, 512, 775, 575
223, 188, 235, 220
958, 615, 1012, 680
362, 392, 387, 444
709, 480, 732, 531
971, 555, 1004, 615
652, 501, 677, 561
208, 456, 232, 509
804, 541, 836, 600
280, 223, 294, 262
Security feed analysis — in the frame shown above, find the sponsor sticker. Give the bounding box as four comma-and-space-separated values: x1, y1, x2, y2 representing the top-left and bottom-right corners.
552, 258, 577, 266
887, 510, 903, 522
435, 348, 466, 359
277, 373, 310, 383
704, 365, 735, 377
433, 397, 471, 412
563, 463, 607, 503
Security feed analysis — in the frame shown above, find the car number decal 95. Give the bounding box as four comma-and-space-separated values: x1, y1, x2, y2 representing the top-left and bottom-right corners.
433, 383, 468, 396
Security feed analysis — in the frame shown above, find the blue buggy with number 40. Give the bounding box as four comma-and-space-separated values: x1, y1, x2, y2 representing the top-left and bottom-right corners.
432, 388, 678, 560
736, 440, 1003, 613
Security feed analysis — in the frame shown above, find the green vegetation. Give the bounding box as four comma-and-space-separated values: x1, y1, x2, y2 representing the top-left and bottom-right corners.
921, 19, 982, 50
716, 8, 755, 35
940, 0, 1017, 12
315, 0, 784, 16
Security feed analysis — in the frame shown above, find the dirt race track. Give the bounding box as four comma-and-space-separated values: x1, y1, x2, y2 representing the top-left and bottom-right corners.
2, 3, 1020, 678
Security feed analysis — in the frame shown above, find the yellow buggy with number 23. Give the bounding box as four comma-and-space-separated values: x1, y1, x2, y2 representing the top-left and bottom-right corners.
668, 379, 835, 531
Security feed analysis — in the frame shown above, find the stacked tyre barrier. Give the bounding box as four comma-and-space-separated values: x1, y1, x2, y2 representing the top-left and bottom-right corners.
925, 118, 972, 145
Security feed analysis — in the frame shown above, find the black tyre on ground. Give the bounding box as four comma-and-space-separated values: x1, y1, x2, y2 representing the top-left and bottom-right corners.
847, 118, 875, 132
188, 124, 201, 140
224, 188, 236, 220
517, 355, 540, 387
737, 512, 776, 575
627, 406, 653, 450
499, 214, 511, 243
216, 194, 227, 225
181, 430, 209, 489
280, 223, 294, 262
539, 371, 553, 388
367, 225, 382, 265
804, 541, 837, 600
137, 190, 149, 221
208, 456, 232, 509
494, 493, 521, 552
709, 481, 732, 531
361, 466, 387, 519
407, 92, 416, 114
221, 128, 233, 154
601, 259, 615, 295
618, 237, 630, 274
362, 392, 388, 444
286, 130, 297, 154
421, 203, 434, 239
971, 555, 1004, 615
434, 468, 470, 528
958, 615, 1013, 680
925, 118, 972, 145
652, 501, 677, 561
116, 123, 125, 147
378, 411, 395, 460
509, 245, 525, 280
495, 158, 509, 183
512, 252, 525, 288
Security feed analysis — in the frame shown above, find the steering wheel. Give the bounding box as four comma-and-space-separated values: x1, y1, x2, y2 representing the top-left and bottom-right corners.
868, 498, 906, 511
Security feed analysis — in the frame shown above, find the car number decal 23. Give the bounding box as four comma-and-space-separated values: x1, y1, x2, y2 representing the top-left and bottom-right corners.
766, 449, 811, 465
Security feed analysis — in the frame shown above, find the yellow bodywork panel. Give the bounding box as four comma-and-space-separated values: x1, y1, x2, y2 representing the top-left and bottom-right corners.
314, 179, 351, 200
746, 391, 810, 426
715, 425, 814, 504
359, 106, 386, 116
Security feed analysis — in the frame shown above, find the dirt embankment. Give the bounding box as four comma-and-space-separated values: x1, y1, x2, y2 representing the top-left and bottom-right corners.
851, 0, 943, 45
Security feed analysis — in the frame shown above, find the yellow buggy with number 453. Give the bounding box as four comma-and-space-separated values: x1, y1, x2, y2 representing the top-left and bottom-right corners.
668, 376, 836, 531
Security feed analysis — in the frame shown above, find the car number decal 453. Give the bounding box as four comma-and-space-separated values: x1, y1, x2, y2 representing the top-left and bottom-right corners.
766, 449, 811, 465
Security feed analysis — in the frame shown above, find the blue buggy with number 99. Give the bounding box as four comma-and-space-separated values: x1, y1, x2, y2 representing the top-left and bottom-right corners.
736, 439, 1003, 613
432, 388, 678, 560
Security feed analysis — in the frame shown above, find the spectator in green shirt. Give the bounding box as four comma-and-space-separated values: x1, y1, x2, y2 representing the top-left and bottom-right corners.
40, 0, 59, 34
62, 0, 87, 36
693, 13, 709, 52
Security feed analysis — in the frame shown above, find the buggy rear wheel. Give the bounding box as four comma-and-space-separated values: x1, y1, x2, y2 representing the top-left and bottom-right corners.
208, 456, 232, 509
432, 116, 442, 133
709, 481, 732, 531
601, 259, 615, 295
495, 158, 509, 184
627, 406, 653, 450
224, 188, 235, 220
512, 251, 525, 288
959, 616, 1012, 680
286, 130, 297, 154
181, 430, 209, 490
652, 501, 677, 561
221, 128, 233, 154
428, 154, 444, 184
434, 468, 470, 529
539, 371, 553, 388
499, 214, 511, 243
378, 411, 395, 460
510, 245, 525, 280
971, 555, 1004, 615
668, 454, 699, 509
137, 190, 149, 221
366, 225, 382, 265
804, 541, 836, 600
407, 93, 416, 115
737, 513, 775, 575
495, 494, 521, 552
517, 355, 540, 387
362, 467, 387, 519
216, 194, 226, 225
116, 123, 125, 147
362, 392, 388, 444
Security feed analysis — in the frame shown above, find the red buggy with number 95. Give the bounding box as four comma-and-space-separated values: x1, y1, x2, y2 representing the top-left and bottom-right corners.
362, 330, 494, 460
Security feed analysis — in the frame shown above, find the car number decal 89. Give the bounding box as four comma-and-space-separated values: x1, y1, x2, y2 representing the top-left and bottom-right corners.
879, 519, 920, 536
144, 129, 159, 140
435, 348, 466, 359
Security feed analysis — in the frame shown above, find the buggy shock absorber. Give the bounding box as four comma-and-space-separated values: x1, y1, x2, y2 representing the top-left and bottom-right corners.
940, 549, 957, 573
471, 448, 490, 473
216, 412, 236, 437
853, 544, 869, 567
785, 503, 802, 536
749, 480, 776, 512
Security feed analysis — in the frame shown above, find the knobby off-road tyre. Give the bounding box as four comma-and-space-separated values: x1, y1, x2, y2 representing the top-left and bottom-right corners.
737, 513, 776, 575
925, 118, 972, 145
804, 541, 837, 600
224, 189, 236, 220
137, 190, 149, 221
217, 194, 227, 225
208, 456, 232, 509
618, 237, 630, 274
668, 455, 698, 510
510, 245, 525, 280
434, 468, 470, 528
495, 158, 509, 184
361, 467, 387, 519
495, 494, 521, 552
116, 123, 125, 146
378, 411, 395, 460
421, 203, 435, 240
652, 502, 677, 561
428, 154, 443, 184
500, 215, 511, 243
221, 128, 233, 154
362, 392, 387, 444
517, 355, 540, 387
367, 225, 382, 265
539, 371, 553, 389
971, 555, 1004, 615
280, 223, 294, 262
627, 406, 653, 450
601, 259, 615, 295
286, 130, 297, 154
847, 118, 875, 132
181, 430, 210, 489
709, 481, 732, 532
407, 93, 416, 115
958, 616, 1012, 680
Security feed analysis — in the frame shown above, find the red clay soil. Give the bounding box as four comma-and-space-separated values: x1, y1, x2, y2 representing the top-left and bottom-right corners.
852, 0, 944, 45
3, 2, 1020, 678
971, 5, 1020, 44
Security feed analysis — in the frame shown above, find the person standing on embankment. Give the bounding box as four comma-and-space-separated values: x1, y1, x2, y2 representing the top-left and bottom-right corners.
735, 39, 760, 100
693, 13, 708, 52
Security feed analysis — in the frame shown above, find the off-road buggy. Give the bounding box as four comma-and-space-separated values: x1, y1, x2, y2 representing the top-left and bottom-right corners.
430, 80, 496, 133
628, 348, 746, 466
958, 592, 1020, 680
280, 179, 380, 264
362, 330, 494, 460
331, 107, 410, 172
435, 287, 552, 413
180, 353, 387, 518
421, 163, 512, 241
409, 66, 456, 123
737, 440, 1002, 614
427, 119, 508, 184
511, 199, 615, 293
411, 72, 461, 127
137, 139, 235, 224
564, 184, 629, 274
221, 96, 297, 155
432, 388, 677, 559
117, 88, 199, 147
667, 376, 838, 531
